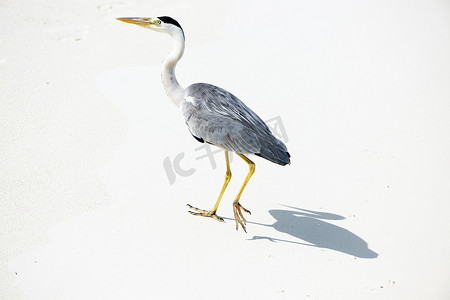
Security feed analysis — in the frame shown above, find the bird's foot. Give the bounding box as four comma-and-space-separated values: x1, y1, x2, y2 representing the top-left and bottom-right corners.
187, 204, 224, 222
233, 202, 251, 233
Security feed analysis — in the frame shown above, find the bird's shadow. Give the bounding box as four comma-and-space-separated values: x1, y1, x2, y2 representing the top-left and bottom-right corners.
243, 205, 378, 259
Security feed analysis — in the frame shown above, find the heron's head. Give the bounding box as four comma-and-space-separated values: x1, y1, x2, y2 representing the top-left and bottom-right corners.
116, 16, 184, 37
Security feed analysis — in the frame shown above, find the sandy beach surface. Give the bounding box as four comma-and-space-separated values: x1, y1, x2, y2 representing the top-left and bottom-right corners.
1, 0, 450, 299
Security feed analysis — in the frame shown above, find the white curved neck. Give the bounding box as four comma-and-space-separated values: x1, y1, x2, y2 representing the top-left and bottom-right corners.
162, 30, 185, 108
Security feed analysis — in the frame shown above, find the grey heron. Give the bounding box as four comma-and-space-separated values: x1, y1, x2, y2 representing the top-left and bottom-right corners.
116, 16, 290, 232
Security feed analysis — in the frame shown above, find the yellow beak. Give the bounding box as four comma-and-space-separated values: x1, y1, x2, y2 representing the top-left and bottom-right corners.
116, 17, 159, 26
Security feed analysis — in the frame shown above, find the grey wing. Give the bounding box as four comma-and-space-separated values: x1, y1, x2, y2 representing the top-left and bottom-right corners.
181, 84, 261, 153
180, 83, 290, 165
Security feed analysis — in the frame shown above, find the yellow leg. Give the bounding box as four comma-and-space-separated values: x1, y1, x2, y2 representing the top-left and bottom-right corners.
233, 153, 255, 232
187, 151, 231, 222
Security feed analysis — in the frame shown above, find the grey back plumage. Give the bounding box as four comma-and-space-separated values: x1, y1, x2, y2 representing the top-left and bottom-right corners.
180, 83, 290, 165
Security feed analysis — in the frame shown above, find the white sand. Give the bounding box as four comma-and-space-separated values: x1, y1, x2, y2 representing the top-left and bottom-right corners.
1, 0, 450, 299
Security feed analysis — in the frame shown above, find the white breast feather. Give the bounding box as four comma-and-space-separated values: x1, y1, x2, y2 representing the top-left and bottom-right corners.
185, 96, 196, 105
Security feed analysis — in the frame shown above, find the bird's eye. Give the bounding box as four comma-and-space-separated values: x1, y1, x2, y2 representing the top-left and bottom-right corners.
154, 19, 161, 25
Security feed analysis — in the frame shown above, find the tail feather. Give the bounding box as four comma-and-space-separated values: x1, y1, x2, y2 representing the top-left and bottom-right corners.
255, 137, 290, 166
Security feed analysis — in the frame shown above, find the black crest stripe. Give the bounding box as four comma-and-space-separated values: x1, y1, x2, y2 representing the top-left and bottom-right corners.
158, 16, 183, 30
